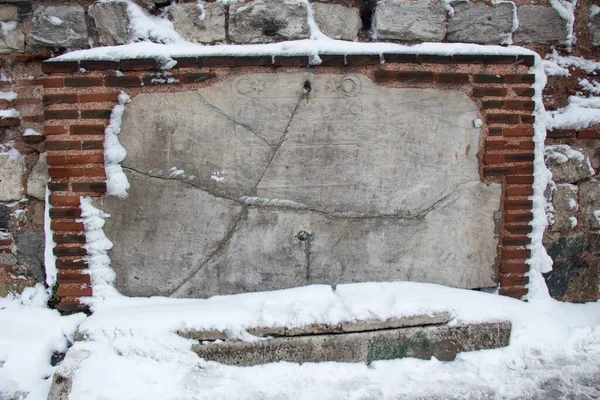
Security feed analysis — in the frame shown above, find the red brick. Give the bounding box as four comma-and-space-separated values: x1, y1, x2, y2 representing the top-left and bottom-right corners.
44, 110, 79, 120
499, 286, 528, 299
235, 56, 273, 66
316, 55, 345, 66
44, 125, 68, 135
273, 56, 309, 67
505, 153, 535, 163
513, 87, 535, 97
547, 129, 576, 138
53, 246, 87, 257
473, 74, 504, 83
200, 56, 236, 67
49, 195, 80, 206
22, 115, 45, 123
56, 285, 92, 297
48, 182, 69, 191
82, 140, 104, 150
80, 60, 119, 71
503, 237, 532, 246
500, 274, 530, 286
472, 87, 508, 97
505, 199, 533, 211
482, 100, 504, 109
0, 239, 12, 246
43, 94, 78, 105
120, 58, 160, 71
72, 182, 107, 192
500, 263, 530, 274
488, 127, 503, 136
64, 77, 104, 87
520, 114, 535, 124
50, 208, 82, 218
503, 127, 534, 137
487, 114, 520, 124
57, 270, 91, 284
172, 57, 199, 68
46, 140, 81, 151
70, 125, 106, 135
47, 155, 67, 165
345, 55, 380, 65
42, 61, 79, 74
179, 73, 216, 84
485, 139, 508, 150
49, 167, 83, 178
505, 186, 534, 197
80, 109, 112, 119
503, 249, 531, 260
15, 98, 41, 106
383, 53, 419, 63
578, 129, 600, 139
79, 92, 119, 103
51, 221, 85, 232
506, 175, 534, 184
56, 259, 88, 269
65, 154, 105, 164
484, 154, 504, 164
83, 167, 106, 177
505, 74, 535, 84
0, 118, 20, 127
505, 224, 533, 234
41, 77, 64, 88
504, 100, 535, 111
54, 233, 86, 244
418, 54, 453, 63
436, 73, 470, 84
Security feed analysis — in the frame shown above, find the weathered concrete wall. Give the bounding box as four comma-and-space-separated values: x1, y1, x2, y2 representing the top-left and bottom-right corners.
103, 73, 500, 297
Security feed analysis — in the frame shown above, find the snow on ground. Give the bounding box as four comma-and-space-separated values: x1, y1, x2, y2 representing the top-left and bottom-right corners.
0, 286, 85, 400
62, 283, 600, 399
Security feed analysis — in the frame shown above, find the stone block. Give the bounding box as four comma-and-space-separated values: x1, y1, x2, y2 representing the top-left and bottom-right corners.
313, 2, 361, 41
513, 5, 569, 45
0, 266, 37, 297
0, 152, 25, 201
0, 204, 10, 232
29, 6, 88, 49
545, 145, 594, 184
47, 350, 90, 400
88, 2, 129, 46
0, 5, 18, 22
544, 233, 586, 260
229, 0, 309, 43
375, 0, 446, 42
170, 2, 226, 43
579, 180, 600, 229
550, 183, 578, 232
0, 21, 24, 53
107, 73, 501, 298
590, 6, 600, 47
191, 321, 512, 365
447, 2, 513, 45
26, 153, 48, 201
14, 229, 45, 283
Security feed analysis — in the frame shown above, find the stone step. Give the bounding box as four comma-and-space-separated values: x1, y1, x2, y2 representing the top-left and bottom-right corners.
191, 321, 512, 366
178, 311, 452, 341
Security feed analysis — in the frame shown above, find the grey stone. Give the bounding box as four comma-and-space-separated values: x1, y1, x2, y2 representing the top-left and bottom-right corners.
313, 2, 361, 41
108, 73, 501, 298
229, 0, 309, 43
447, 2, 514, 45
179, 312, 451, 340
26, 153, 48, 201
544, 233, 586, 260
579, 180, 600, 229
375, 0, 446, 42
550, 184, 578, 232
14, 229, 45, 282
191, 321, 512, 365
513, 5, 569, 45
88, 2, 129, 46
545, 145, 594, 184
29, 6, 88, 49
170, 2, 226, 43
590, 6, 600, 47
0, 204, 10, 231
47, 350, 90, 400
0, 152, 25, 201
0, 5, 18, 22
0, 21, 24, 53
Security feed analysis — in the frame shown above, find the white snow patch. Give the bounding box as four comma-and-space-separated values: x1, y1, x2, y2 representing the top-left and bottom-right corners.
23, 128, 42, 137
545, 49, 600, 73
0, 109, 19, 119
568, 197, 577, 210
196, 1, 206, 21
104, 91, 130, 198
568, 216, 577, 228
544, 144, 585, 164
491, 0, 518, 45
578, 78, 600, 94
45, 16, 63, 26
0, 143, 22, 161
0, 286, 85, 400
168, 167, 185, 178
0, 91, 16, 102
0, 21, 17, 33
546, 95, 600, 130
594, 210, 600, 223
44, 188, 57, 287
591, 5, 600, 18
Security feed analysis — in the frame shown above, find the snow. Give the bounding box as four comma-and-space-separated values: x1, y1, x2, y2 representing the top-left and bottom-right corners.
44, 188, 57, 287
0, 91, 17, 102
568, 216, 577, 228
45, 16, 63, 26
23, 128, 42, 137
104, 91, 130, 198
545, 49, 600, 73
544, 144, 586, 164
54, 283, 600, 399
594, 210, 600, 223
0, 143, 22, 161
549, 0, 576, 48
0, 109, 19, 119
196, 1, 206, 21
0, 21, 16, 34
578, 78, 600, 94
0, 286, 85, 400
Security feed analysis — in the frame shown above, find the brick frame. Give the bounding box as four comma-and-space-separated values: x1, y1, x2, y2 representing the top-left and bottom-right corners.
40, 53, 537, 313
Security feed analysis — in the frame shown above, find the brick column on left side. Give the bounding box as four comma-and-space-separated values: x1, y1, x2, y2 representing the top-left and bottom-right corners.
42, 60, 117, 313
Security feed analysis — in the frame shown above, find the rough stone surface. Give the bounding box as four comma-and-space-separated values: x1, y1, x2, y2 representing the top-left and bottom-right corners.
229, 0, 309, 43
0, 266, 36, 297
579, 180, 600, 229
375, 0, 446, 42
192, 322, 512, 365
0, 204, 10, 232
14, 229, 45, 283
29, 6, 88, 48
0, 22, 24, 53
447, 2, 513, 45
513, 5, 569, 45
88, 2, 129, 46
179, 312, 452, 340
170, 2, 226, 43
26, 153, 48, 201
590, 6, 600, 47
550, 183, 578, 232
107, 73, 501, 298
313, 2, 361, 41
545, 145, 594, 184
0, 5, 18, 22
47, 350, 90, 400
0, 152, 25, 201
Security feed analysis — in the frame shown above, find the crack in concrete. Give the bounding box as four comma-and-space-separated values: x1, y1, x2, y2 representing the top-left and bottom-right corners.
195, 92, 275, 148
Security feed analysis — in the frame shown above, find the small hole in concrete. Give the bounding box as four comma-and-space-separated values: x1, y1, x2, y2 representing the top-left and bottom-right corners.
303, 81, 312, 93
297, 231, 310, 241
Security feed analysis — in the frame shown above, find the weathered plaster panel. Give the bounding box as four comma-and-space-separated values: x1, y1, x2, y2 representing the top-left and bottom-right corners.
105, 73, 501, 297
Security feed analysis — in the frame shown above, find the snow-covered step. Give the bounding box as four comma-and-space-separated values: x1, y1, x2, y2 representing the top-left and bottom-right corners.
189, 320, 511, 366
178, 311, 452, 341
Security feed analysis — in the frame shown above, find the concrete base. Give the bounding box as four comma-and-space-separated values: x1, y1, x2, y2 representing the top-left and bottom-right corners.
191, 321, 511, 366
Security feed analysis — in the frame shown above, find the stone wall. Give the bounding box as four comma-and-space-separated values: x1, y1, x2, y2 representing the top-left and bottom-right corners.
0, 0, 597, 309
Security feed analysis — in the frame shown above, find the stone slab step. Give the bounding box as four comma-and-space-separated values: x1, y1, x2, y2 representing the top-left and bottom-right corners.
178, 311, 452, 341
191, 321, 511, 366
